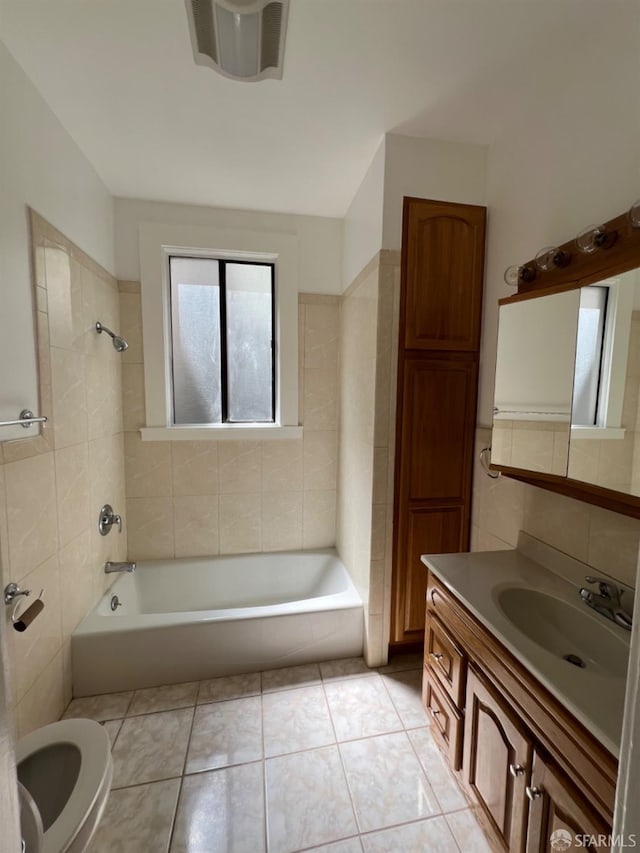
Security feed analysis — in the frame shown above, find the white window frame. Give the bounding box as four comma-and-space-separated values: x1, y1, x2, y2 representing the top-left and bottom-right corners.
138, 222, 301, 441
571, 275, 633, 440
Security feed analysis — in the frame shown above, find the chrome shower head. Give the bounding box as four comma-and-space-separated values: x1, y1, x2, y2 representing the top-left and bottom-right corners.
95, 322, 129, 352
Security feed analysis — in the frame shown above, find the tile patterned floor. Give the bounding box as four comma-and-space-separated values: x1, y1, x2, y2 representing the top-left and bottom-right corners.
62, 655, 491, 852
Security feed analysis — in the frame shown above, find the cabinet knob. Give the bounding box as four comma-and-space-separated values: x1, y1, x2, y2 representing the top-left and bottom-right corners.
509, 764, 525, 778
525, 785, 543, 801
429, 707, 440, 717
430, 652, 444, 662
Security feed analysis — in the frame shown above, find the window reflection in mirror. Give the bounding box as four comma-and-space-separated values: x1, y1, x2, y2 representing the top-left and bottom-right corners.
568, 270, 640, 493
491, 290, 580, 475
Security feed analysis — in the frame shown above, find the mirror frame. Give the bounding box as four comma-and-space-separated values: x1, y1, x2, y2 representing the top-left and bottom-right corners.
492, 206, 640, 519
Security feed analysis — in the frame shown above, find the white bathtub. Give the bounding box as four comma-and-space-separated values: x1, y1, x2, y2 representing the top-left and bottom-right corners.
71, 549, 363, 696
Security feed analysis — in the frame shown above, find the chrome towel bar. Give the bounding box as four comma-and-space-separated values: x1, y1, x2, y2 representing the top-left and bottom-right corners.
0, 409, 48, 429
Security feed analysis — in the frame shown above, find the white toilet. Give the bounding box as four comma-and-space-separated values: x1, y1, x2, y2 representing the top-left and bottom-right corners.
16, 718, 112, 853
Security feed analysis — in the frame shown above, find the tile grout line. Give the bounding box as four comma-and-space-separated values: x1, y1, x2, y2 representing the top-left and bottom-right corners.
165, 701, 198, 852
320, 669, 362, 844
259, 671, 270, 853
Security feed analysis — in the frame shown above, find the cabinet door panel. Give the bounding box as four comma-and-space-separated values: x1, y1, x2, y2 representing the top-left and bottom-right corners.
396, 506, 463, 639
463, 666, 532, 853
403, 199, 486, 351
402, 358, 477, 500
526, 751, 611, 853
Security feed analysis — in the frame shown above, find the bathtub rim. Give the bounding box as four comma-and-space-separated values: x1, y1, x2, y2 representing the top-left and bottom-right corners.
75, 547, 362, 636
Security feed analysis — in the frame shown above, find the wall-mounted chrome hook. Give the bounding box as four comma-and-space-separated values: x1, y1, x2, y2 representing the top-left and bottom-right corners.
480, 447, 501, 479
4, 582, 30, 606
98, 504, 122, 536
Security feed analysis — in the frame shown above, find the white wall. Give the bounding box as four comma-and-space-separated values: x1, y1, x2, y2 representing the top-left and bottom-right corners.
381, 134, 487, 250
474, 8, 640, 842
0, 39, 115, 844
0, 41, 114, 439
479, 11, 640, 429
114, 198, 342, 294
342, 139, 385, 288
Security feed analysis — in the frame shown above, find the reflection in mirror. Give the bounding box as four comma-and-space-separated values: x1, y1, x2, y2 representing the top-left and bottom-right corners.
568, 270, 640, 494
491, 290, 580, 475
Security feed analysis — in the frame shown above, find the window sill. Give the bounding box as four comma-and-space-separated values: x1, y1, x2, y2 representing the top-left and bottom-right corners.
140, 425, 303, 442
570, 426, 626, 441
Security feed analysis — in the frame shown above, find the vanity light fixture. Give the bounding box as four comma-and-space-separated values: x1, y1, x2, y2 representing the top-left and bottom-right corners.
629, 199, 640, 228
534, 246, 571, 272
575, 224, 618, 254
503, 264, 536, 287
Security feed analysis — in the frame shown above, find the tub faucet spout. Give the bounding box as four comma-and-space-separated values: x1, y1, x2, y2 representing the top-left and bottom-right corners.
104, 561, 136, 574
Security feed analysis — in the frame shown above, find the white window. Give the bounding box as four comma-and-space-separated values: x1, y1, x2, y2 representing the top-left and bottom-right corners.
572, 285, 608, 426
571, 275, 634, 439
169, 256, 275, 425
139, 222, 300, 441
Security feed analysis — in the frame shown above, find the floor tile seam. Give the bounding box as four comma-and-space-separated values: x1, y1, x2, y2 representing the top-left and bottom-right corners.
180, 705, 197, 776
165, 773, 185, 853
355, 811, 459, 844
261, 754, 270, 853
261, 681, 323, 695
320, 671, 379, 685
320, 672, 341, 747
289, 830, 362, 852
442, 810, 471, 853
376, 663, 422, 675
335, 722, 406, 744
403, 726, 447, 814
336, 728, 445, 825
332, 738, 363, 837
377, 671, 411, 728
106, 719, 124, 752
124, 701, 198, 719
196, 689, 262, 707
110, 772, 184, 791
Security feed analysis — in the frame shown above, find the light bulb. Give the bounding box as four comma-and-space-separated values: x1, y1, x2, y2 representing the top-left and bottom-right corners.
576, 224, 617, 253
535, 246, 570, 271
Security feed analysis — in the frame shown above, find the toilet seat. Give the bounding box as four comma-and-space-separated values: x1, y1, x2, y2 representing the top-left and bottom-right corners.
16, 718, 112, 853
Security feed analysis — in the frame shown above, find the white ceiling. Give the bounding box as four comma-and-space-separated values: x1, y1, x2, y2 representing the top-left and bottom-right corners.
0, 0, 615, 217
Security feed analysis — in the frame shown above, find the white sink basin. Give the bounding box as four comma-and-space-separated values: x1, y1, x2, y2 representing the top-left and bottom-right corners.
496, 586, 628, 677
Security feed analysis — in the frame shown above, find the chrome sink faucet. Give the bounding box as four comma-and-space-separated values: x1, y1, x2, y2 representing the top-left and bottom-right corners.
104, 561, 136, 574
579, 576, 632, 630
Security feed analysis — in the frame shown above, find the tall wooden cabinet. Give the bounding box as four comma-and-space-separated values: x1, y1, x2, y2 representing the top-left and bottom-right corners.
391, 197, 486, 645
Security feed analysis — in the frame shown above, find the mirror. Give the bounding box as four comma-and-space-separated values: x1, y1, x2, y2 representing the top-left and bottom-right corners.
568, 269, 640, 494
491, 290, 579, 475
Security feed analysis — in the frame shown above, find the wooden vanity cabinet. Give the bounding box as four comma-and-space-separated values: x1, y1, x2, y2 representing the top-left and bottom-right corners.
463, 665, 532, 852
526, 751, 611, 853
423, 572, 618, 852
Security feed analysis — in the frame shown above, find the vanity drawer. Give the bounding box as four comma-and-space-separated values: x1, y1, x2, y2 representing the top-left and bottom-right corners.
423, 669, 463, 770
425, 612, 466, 707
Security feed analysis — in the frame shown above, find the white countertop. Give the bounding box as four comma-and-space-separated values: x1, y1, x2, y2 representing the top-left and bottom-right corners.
421, 537, 631, 757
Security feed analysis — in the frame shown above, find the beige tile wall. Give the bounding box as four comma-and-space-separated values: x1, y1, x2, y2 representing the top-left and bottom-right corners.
120, 289, 339, 558
337, 251, 401, 667
473, 426, 640, 588
0, 212, 127, 735
493, 419, 570, 476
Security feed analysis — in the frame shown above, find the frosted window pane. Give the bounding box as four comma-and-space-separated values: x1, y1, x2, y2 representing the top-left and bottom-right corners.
170, 258, 221, 424
226, 263, 273, 422
572, 287, 607, 426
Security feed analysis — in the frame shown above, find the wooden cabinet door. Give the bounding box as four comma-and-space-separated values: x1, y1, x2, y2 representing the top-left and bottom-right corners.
402, 197, 486, 352
526, 751, 611, 852
391, 357, 477, 642
462, 666, 533, 853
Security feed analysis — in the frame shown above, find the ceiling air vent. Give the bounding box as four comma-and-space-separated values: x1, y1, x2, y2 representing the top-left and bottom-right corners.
185, 0, 289, 82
